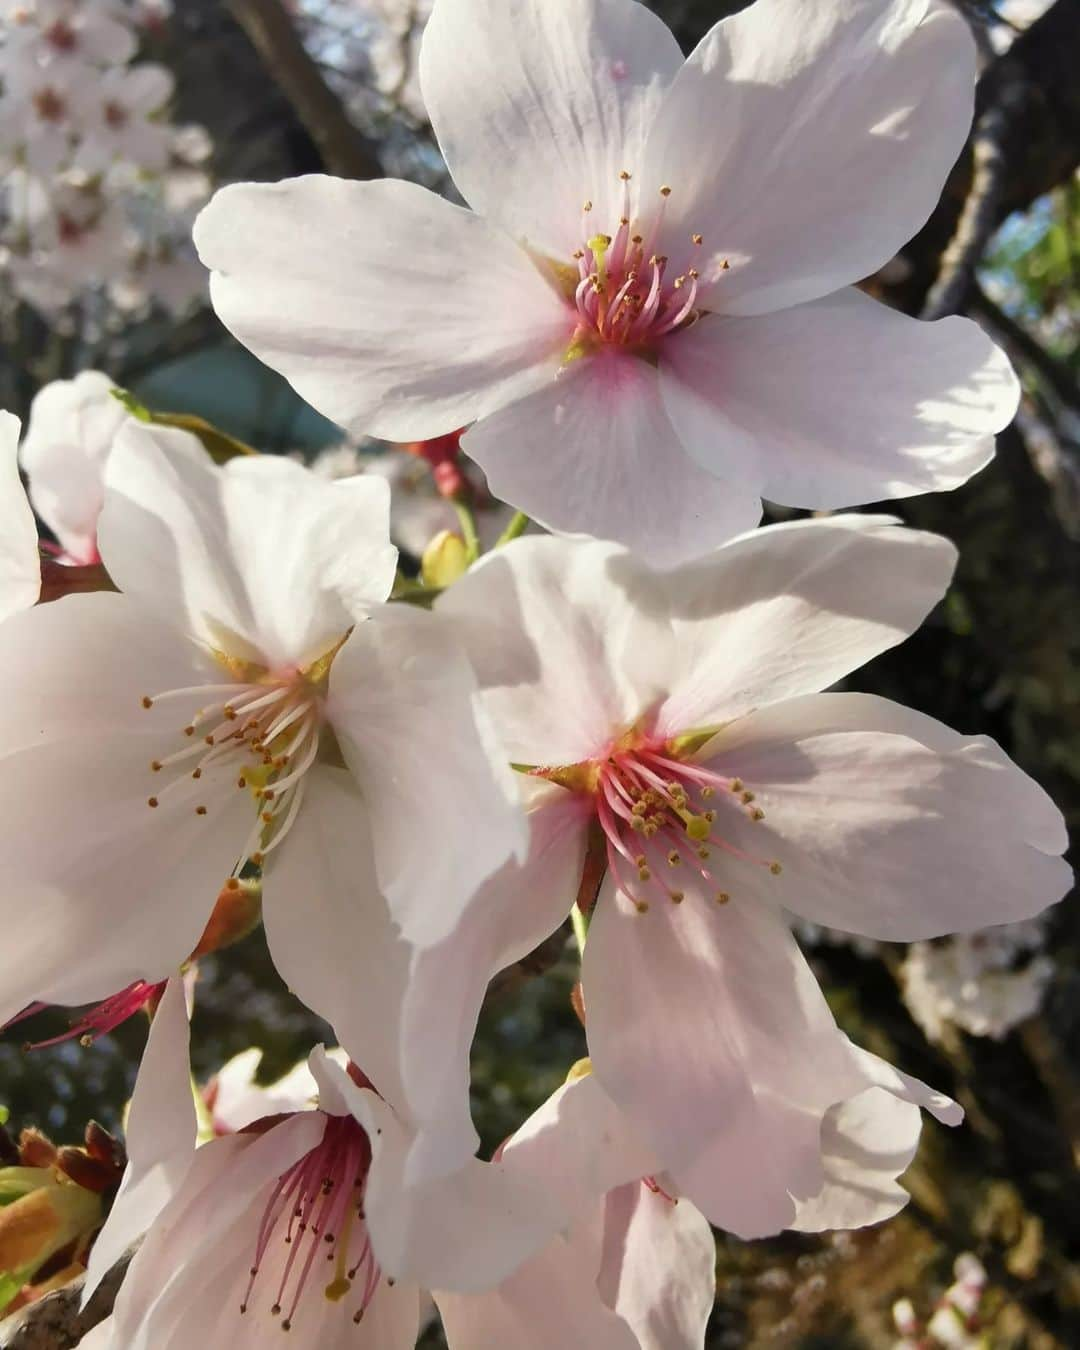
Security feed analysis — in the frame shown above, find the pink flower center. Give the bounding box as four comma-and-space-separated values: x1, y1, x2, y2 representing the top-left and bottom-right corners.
43, 19, 77, 51
140, 658, 332, 873
559, 730, 781, 915
566, 175, 716, 355
32, 87, 67, 123
5, 980, 164, 1050
242, 1113, 383, 1332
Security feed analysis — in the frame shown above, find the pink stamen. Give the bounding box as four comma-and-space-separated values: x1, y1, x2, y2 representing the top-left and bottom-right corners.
243, 1113, 381, 1331
6, 980, 164, 1050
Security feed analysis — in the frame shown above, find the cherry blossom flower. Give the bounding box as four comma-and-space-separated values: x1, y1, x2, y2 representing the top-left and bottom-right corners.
394, 518, 1070, 1236
82, 990, 715, 1348
1, 0, 136, 73
0, 421, 523, 1078
0, 61, 93, 176
195, 0, 1019, 565
18, 370, 202, 566
0, 411, 40, 622
73, 64, 175, 176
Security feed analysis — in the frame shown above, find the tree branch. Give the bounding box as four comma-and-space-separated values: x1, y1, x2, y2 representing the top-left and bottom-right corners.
226, 0, 383, 180
0, 1254, 131, 1350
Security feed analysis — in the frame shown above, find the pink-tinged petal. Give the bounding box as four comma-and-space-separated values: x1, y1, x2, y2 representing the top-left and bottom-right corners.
420, 0, 684, 258
105, 1117, 326, 1350
597, 1183, 715, 1350
661, 291, 1017, 509
101, 425, 397, 668
699, 692, 1071, 941
116, 63, 175, 115
791, 1087, 922, 1233
328, 605, 526, 948
637, 516, 958, 737
0, 411, 39, 621
261, 767, 411, 1106
83, 978, 195, 1303
194, 176, 570, 442
845, 1039, 962, 1127
399, 781, 590, 1184
437, 536, 670, 765
463, 351, 762, 567
644, 0, 975, 314
339, 1086, 570, 1294
435, 1232, 640, 1350
583, 887, 866, 1237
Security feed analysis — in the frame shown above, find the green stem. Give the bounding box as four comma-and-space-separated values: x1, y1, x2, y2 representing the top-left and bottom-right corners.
452, 498, 481, 564
495, 510, 530, 549
571, 904, 590, 956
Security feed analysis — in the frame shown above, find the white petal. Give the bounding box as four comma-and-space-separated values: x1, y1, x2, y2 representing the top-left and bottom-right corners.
435, 1231, 640, 1350
643, 0, 975, 314
339, 1085, 571, 1294
436, 535, 670, 766
328, 605, 526, 947
583, 887, 866, 1237
597, 1183, 716, 1350
791, 1086, 921, 1232
261, 767, 411, 1105
83, 978, 195, 1303
845, 1039, 962, 1127
661, 291, 1017, 509
463, 350, 762, 565
420, 0, 684, 257
398, 781, 590, 1184
195, 176, 570, 441
101, 424, 397, 667
699, 692, 1071, 940
0, 411, 39, 620
639, 515, 958, 736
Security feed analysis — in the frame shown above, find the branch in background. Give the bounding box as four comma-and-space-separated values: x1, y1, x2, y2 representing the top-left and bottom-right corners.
0, 1252, 131, 1350
226, 0, 383, 180
970, 282, 1080, 412
887, 0, 1080, 315
922, 66, 1027, 319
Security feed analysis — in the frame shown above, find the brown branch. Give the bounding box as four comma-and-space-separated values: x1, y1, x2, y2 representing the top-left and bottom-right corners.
886, 0, 1080, 315
226, 0, 383, 180
922, 68, 1027, 319
969, 283, 1080, 412
0, 1253, 131, 1350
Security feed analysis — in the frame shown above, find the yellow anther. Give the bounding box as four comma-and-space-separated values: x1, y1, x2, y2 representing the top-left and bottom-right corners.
147, 796, 159, 808
204, 735, 215, 746
731, 779, 743, 792
634, 854, 647, 868
701, 786, 714, 799
721, 258, 730, 270
150, 760, 162, 772
660, 185, 672, 197
638, 866, 652, 882
192, 768, 202, 780
141, 696, 153, 709
642, 823, 659, 838
667, 851, 681, 866
716, 891, 730, 904
635, 900, 649, 914
670, 890, 684, 905
751, 808, 765, 822
769, 861, 783, 876
741, 790, 755, 803
224, 705, 237, 720
703, 809, 716, 823
196, 805, 207, 816
619, 169, 632, 181
583, 200, 593, 212
184, 725, 195, 737
697, 846, 710, 860
692, 233, 703, 245
631, 233, 643, 245
630, 816, 646, 833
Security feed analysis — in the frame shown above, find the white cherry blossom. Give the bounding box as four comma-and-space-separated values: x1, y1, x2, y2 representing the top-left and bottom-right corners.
0, 411, 40, 621
394, 519, 1070, 1236
195, 0, 1019, 565
0, 422, 523, 1079
73, 64, 175, 176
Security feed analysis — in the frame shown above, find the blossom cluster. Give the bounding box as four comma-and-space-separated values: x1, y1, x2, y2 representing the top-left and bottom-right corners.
0, 0, 210, 323
0, 0, 1072, 1345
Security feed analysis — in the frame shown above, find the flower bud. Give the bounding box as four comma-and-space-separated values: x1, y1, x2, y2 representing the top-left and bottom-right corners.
421, 530, 469, 589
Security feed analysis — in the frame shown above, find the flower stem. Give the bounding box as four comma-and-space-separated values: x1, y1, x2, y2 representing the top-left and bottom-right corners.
571, 904, 590, 956
452, 499, 481, 564
495, 511, 530, 548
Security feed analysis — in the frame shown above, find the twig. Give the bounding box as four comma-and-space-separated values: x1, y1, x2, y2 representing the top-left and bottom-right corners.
0, 1252, 131, 1349
970, 283, 1080, 412
923, 68, 1028, 319
226, 0, 383, 180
